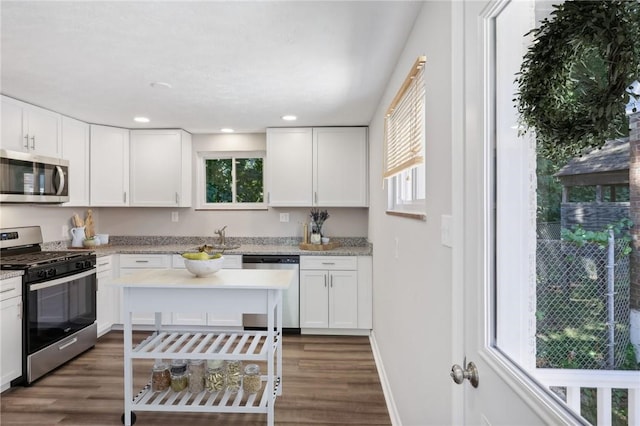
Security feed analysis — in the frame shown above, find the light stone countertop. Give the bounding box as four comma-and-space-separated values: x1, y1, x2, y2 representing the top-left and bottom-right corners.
0, 237, 372, 280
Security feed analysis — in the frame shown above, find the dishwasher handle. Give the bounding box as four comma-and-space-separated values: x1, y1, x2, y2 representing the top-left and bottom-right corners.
242, 255, 299, 264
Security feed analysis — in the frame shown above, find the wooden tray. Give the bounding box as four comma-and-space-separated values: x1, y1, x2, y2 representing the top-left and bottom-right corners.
67, 244, 111, 250
298, 242, 340, 251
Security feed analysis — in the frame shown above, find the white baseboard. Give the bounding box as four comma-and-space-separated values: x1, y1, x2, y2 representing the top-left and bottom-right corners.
369, 330, 401, 426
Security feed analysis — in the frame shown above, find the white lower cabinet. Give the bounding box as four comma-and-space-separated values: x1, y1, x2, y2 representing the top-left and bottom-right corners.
300, 256, 371, 332
119, 254, 171, 325
171, 254, 243, 326
1, 276, 22, 391
96, 256, 116, 336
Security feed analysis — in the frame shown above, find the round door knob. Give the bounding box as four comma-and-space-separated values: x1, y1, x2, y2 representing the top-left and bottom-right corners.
450, 361, 479, 388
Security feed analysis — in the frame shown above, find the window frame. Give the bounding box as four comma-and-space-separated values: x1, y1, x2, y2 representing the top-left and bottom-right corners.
195, 150, 267, 210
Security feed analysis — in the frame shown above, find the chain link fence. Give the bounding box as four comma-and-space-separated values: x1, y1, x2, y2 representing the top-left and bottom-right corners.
536, 234, 631, 370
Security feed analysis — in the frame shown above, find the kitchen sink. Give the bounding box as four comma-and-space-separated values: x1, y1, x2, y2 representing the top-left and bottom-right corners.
192, 244, 241, 251
210, 244, 240, 250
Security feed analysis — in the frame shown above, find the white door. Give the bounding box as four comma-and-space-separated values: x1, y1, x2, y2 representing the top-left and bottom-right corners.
453, 1, 580, 424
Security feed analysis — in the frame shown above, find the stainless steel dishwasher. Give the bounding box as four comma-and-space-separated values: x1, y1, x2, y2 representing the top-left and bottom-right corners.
242, 255, 300, 333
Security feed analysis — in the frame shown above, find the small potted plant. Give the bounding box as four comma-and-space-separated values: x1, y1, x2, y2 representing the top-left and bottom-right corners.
309, 208, 329, 244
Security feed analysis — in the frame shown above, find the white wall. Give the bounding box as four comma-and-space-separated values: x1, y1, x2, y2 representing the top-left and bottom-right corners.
0, 132, 368, 241
368, 2, 453, 425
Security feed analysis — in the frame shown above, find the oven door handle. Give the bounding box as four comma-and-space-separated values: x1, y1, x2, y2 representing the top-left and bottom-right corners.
29, 268, 95, 291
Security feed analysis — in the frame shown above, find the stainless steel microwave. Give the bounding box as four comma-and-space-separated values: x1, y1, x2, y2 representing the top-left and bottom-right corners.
0, 149, 69, 203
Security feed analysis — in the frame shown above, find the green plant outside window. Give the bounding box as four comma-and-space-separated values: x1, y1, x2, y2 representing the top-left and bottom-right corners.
205, 157, 263, 204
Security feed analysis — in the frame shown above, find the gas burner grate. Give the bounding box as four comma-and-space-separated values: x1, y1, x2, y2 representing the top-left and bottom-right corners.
0, 251, 87, 269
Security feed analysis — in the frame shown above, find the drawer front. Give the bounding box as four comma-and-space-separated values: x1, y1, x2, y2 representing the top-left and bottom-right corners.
300, 256, 357, 270
96, 255, 112, 273
172, 254, 242, 270
0, 276, 22, 301
119, 254, 170, 269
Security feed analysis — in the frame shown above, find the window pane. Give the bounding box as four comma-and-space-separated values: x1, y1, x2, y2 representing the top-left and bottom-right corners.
235, 158, 264, 203
205, 159, 232, 203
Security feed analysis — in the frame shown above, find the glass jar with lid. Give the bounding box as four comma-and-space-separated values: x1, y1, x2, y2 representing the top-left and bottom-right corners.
151, 361, 171, 392
205, 359, 226, 392
170, 359, 188, 392
242, 363, 261, 394
225, 359, 242, 393
187, 359, 205, 394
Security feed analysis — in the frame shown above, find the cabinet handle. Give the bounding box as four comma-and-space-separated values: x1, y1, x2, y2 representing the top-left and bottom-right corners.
98, 262, 110, 267
24, 134, 29, 149
123, 192, 127, 203
135, 260, 149, 263
30, 136, 36, 150
324, 275, 327, 288
0, 287, 16, 294
321, 262, 335, 265
267, 192, 270, 204
314, 191, 318, 204
175, 192, 179, 204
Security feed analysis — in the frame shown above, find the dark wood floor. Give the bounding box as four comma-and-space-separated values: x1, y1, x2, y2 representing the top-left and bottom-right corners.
0, 331, 391, 425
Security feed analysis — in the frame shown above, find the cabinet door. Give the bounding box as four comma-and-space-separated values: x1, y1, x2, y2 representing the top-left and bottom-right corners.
0, 96, 61, 157
314, 127, 368, 207
61, 116, 90, 206
96, 269, 114, 336
1, 96, 27, 152
1, 296, 22, 390
300, 270, 329, 328
90, 125, 130, 206
26, 104, 61, 157
329, 270, 358, 328
266, 128, 313, 206
130, 130, 190, 206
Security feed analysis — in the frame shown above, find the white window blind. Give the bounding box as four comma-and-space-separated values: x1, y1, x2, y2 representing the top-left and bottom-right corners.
383, 56, 426, 179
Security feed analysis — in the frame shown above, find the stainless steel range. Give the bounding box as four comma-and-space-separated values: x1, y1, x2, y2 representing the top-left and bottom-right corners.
0, 226, 97, 385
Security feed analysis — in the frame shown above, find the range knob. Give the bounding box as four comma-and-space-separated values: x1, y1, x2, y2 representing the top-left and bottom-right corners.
46, 268, 56, 278
83, 260, 93, 269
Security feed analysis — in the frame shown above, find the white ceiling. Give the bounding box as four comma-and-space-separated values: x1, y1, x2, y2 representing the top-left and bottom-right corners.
1, 1, 422, 134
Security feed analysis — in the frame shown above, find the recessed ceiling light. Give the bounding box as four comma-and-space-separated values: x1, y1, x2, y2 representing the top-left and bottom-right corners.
150, 81, 172, 89
134, 116, 150, 123
281, 115, 297, 121
220, 128, 234, 133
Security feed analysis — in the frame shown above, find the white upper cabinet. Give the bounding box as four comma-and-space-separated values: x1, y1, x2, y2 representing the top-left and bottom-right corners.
129, 129, 192, 207
1, 95, 61, 158
90, 124, 130, 206
314, 127, 368, 207
266, 127, 368, 207
266, 128, 313, 206
61, 116, 90, 206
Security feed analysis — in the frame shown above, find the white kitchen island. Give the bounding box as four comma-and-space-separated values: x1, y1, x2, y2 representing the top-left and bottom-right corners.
114, 268, 294, 426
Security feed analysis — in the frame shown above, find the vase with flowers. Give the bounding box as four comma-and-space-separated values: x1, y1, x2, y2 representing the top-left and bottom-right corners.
309, 208, 330, 244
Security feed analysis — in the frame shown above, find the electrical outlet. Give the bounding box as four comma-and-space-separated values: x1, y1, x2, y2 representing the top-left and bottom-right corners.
171, 211, 179, 222
279, 213, 289, 223
62, 224, 69, 238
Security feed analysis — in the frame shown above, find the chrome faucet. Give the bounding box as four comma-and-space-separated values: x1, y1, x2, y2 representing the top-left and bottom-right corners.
215, 225, 227, 246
